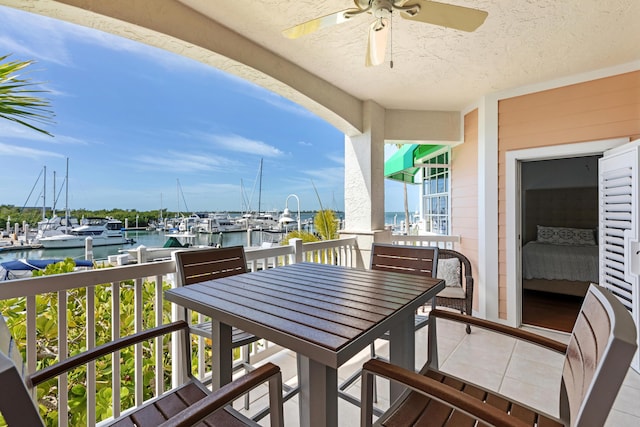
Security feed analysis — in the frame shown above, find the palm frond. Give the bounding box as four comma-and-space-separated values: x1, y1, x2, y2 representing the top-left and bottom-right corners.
0, 54, 55, 136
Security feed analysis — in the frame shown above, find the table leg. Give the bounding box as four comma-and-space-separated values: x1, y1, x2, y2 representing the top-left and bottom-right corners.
388, 314, 414, 401
298, 355, 338, 427
211, 319, 233, 389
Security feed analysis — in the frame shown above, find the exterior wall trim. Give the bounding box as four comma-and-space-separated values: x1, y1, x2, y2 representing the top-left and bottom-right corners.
473, 62, 639, 323
505, 137, 630, 326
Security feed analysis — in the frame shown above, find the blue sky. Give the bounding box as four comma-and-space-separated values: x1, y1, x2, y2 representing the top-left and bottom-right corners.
0, 6, 417, 214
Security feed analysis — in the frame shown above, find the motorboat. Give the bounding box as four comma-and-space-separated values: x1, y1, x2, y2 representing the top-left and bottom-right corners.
0, 258, 93, 281
177, 214, 201, 233
39, 217, 133, 249
197, 213, 244, 233
252, 212, 280, 231
33, 215, 79, 242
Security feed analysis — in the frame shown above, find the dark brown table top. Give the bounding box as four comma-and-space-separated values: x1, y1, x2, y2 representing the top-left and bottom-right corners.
165, 262, 445, 368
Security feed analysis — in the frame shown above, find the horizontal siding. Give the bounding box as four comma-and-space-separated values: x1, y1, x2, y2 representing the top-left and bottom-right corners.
499, 119, 640, 147
499, 71, 640, 112
497, 70, 640, 320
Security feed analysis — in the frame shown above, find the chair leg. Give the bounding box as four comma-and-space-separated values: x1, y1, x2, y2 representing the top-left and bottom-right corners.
243, 344, 251, 410
463, 309, 471, 334
370, 343, 378, 403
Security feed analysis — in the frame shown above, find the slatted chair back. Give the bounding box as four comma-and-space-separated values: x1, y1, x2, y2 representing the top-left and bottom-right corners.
559, 285, 637, 426
176, 246, 248, 286
370, 243, 438, 278
0, 315, 44, 426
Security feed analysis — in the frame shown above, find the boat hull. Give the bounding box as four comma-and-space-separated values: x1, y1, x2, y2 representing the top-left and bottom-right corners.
40, 235, 130, 249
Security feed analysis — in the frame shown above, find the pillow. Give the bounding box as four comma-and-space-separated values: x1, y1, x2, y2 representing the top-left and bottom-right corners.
437, 257, 461, 287
536, 225, 596, 246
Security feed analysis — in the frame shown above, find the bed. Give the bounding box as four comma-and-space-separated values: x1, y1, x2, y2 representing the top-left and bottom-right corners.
522, 187, 599, 297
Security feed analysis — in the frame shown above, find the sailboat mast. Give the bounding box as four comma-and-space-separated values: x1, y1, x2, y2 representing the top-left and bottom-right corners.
52, 170, 56, 217
65, 158, 69, 228
258, 158, 263, 214
42, 165, 46, 221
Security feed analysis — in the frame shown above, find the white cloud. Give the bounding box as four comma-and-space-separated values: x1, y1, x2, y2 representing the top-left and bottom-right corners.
207, 134, 285, 157
0, 6, 219, 74
0, 122, 87, 145
0, 142, 64, 159
0, 8, 74, 66
134, 150, 242, 173
303, 166, 344, 182
298, 140, 312, 147
326, 153, 344, 165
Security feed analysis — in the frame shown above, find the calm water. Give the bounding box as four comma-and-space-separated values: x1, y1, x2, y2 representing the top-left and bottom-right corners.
0, 212, 406, 263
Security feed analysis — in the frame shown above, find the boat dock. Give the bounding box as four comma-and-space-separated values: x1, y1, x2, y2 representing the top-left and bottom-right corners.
0, 238, 43, 252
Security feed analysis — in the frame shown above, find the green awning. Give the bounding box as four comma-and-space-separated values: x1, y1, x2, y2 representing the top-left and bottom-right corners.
384, 144, 443, 183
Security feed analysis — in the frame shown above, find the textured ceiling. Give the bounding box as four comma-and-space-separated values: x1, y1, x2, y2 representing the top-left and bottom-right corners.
177, 0, 640, 111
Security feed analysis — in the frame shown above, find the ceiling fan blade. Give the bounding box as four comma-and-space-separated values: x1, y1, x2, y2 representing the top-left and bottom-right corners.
283, 9, 354, 39
365, 19, 389, 67
401, 0, 488, 32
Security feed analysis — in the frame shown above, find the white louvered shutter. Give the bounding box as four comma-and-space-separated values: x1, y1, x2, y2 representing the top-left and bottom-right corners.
599, 140, 640, 372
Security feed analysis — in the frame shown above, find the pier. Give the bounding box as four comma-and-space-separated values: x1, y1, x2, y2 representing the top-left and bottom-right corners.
0, 238, 43, 252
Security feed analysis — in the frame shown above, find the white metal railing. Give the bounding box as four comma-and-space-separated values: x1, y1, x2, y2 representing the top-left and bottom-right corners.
391, 234, 460, 249
0, 236, 358, 426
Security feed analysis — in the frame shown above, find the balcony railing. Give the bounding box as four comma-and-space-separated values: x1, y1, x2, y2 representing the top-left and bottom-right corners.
0, 233, 456, 426
391, 234, 460, 248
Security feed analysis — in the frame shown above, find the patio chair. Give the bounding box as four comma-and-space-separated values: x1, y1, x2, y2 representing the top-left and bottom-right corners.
174, 246, 261, 409
0, 317, 284, 426
368, 243, 439, 332
434, 248, 474, 334
361, 284, 637, 427
175, 246, 299, 415
338, 243, 438, 408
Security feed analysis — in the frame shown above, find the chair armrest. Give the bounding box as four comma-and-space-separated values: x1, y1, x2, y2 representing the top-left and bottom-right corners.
362, 359, 530, 427
430, 309, 567, 354
27, 321, 189, 387
157, 362, 282, 427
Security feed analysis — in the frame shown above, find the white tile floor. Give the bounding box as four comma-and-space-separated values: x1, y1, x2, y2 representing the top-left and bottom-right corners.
238, 319, 640, 426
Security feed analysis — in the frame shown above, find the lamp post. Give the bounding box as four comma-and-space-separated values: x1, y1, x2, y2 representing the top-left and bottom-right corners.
285, 194, 301, 232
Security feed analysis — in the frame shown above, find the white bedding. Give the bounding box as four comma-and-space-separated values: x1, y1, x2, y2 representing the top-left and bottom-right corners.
522, 241, 599, 283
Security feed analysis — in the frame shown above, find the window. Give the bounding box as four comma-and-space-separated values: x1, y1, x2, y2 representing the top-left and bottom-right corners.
422, 152, 449, 235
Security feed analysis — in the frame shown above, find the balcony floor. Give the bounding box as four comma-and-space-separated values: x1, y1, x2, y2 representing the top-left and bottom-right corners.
236, 318, 640, 426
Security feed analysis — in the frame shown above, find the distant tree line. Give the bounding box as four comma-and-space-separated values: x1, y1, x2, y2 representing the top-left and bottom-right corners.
0, 205, 162, 230
0, 205, 337, 232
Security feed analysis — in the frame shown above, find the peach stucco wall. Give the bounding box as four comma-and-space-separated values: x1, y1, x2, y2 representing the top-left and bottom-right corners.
453, 109, 480, 311
497, 71, 640, 318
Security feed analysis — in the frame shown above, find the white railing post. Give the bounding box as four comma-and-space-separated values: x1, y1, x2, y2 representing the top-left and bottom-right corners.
137, 245, 148, 264
169, 253, 185, 388
85, 236, 93, 261
290, 238, 303, 264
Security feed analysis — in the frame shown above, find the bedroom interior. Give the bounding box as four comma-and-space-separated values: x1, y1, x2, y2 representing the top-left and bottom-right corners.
520, 155, 600, 332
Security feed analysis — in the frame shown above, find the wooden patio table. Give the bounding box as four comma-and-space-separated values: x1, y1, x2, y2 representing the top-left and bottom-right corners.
164, 262, 445, 427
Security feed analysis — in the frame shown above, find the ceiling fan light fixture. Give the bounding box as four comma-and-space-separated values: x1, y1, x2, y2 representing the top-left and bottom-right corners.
284, 0, 488, 65
372, 0, 393, 19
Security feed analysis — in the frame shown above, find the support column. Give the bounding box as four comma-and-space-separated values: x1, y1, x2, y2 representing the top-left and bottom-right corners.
477, 95, 499, 321
342, 101, 388, 268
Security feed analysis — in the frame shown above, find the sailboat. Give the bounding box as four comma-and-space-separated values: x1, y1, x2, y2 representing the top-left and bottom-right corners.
238, 159, 279, 231
33, 159, 79, 243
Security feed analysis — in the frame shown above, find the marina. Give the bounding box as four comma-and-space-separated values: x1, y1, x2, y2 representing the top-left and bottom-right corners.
0, 211, 408, 266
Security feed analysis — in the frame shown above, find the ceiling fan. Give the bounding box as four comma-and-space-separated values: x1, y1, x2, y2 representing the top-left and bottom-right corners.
283, 0, 488, 67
